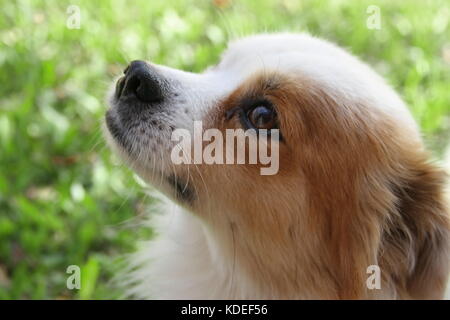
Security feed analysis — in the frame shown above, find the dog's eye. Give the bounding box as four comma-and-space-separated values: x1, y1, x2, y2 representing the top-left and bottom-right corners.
248, 105, 277, 130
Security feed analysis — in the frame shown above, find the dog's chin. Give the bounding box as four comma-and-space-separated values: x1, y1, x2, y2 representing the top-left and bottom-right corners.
104, 119, 151, 175
104, 108, 127, 150
104, 108, 196, 205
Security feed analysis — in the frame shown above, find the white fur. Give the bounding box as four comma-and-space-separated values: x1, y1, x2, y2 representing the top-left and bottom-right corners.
125, 200, 260, 299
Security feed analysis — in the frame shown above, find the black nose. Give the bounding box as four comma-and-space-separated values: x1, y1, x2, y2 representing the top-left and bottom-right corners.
118, 60, 162, 103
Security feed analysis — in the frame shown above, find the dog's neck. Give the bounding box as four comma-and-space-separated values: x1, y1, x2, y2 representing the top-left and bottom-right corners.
199, 207, 339, 299
127, 203, 391, 299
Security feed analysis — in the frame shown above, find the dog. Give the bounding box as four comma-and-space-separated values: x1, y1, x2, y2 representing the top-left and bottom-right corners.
104, 33, 450, 299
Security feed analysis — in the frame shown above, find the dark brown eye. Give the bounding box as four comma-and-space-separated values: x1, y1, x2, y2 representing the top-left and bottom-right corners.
248, 105, 277, 129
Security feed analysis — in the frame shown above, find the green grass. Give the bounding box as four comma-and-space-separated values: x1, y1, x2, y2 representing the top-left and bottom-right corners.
0, 0, 449, 299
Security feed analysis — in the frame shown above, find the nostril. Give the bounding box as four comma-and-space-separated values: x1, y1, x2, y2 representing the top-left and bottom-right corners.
135, 74, 162, 103
119, 60, 163, 103
115, 76, 126, 99
123, 74, 141, 97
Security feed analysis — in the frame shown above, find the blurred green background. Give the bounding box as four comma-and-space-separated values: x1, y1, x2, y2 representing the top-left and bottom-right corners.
0, 0, 449, 299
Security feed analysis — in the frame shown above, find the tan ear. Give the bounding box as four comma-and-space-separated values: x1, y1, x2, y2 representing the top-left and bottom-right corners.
407, 224, 450, 299
382, 161, 450, 299
405, 165, 450, 299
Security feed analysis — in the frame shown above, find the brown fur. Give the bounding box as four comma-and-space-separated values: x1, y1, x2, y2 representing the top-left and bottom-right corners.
176, 71, 450, 299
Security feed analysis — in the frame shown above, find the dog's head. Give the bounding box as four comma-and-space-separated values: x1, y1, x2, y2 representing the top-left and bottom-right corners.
105, 34, 449, 299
